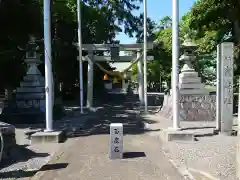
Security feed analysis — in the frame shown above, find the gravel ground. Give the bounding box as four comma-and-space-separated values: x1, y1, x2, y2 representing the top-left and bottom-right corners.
164, 136, 237, 180
145, 113, 238, 180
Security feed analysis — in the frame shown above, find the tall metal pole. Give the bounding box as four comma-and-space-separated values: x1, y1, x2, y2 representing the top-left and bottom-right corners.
143, 0, 148, 113
77, 0, 84, 114
44, 0, 53, 132
216, 44, 221, 131
172, 0, 180, 129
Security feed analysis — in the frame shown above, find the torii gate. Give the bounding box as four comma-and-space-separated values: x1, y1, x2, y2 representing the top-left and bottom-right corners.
74, 43, 154, 108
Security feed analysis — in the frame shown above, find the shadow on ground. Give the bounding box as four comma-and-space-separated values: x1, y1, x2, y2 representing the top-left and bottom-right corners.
65, 93, 161, 137
0, 163, 68, 179
9, 94, 162, 138
123, 152, 146, 159
0, 145, 49, 169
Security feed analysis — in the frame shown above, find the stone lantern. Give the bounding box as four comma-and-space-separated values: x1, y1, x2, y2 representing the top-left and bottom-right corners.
24, 36, 42, 78
179, 35, 207, 95
15, 35, 46, 123
158, 35, 216, 123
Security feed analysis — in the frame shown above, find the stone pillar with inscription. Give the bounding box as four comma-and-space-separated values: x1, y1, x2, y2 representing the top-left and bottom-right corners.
217, 42, 234, 134
109, 123, 123, 159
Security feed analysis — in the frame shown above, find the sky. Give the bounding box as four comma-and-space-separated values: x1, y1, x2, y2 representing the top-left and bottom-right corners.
115, 0, 196, 44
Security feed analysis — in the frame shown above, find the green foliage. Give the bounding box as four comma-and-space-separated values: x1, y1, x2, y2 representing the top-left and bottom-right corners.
143, 11, 219, 89
0, 0, 147, 100
187, 0, 240, 86
135, 14, 156, 43
132, 16, 173, 90
3, 0, 239, 95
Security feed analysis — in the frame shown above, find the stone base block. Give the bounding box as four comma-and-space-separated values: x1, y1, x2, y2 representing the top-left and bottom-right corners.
160, 129, 195, 142
31, 131, 65, 144
213, 128, 237, 136
179, 83, 204, 89
219, 130, 237, 136
160, 94, 216, 121
179, 89, 209, 95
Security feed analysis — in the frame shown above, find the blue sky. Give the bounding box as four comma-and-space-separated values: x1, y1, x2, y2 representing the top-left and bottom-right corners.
116, 0, 196, 43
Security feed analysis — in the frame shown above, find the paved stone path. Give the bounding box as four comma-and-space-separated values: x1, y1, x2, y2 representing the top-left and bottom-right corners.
32, 134, 184, 180
31, 95, 184, 180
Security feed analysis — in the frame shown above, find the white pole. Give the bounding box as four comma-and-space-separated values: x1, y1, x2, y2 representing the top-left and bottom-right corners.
216, 44, 221, 131
44, 0, 53, 132
172, 0, 180, 129
77, 0, 84, 114
143, 0, 148, 113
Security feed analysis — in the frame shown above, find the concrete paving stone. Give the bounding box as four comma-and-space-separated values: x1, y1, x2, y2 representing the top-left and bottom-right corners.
32, 135, 185, 180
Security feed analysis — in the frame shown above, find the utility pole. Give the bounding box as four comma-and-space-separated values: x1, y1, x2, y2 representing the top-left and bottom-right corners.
43, 0, 53, 131
77, 0, 84, 114
172, 0, 180, 129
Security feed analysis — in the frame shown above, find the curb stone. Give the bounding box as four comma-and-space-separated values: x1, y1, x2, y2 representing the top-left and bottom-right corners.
161, 146, 196, 180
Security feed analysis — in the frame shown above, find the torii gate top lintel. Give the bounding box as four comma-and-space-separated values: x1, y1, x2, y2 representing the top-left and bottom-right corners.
74, 42, 154, 62
73, 42, 154, 51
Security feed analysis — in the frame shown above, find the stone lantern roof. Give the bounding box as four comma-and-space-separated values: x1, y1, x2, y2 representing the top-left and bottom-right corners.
182, 34, 198, 49
178, 34, 207, 95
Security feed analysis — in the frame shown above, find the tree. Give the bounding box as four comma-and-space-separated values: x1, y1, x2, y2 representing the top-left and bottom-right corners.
47, 0, 146, 100
180, 12, 218, 85
135, 13, 156, 43
132, 16, 173, 91
137, 12, 219, 91
189, 0, 240, 62
0, 0, 42, 91
158, 16, 172, 30
0, 0, 161, 101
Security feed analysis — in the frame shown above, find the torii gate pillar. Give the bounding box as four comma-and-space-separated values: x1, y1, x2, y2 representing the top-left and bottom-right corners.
87, 50, 94, 108
137, 51, 144, 105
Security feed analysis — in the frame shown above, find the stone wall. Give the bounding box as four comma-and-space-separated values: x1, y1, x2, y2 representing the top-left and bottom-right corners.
159, 94, 216, 121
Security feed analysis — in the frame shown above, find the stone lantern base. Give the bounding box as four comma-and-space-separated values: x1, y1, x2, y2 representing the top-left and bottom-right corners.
163, 71, 216, 121
179, 71, 208, 95
159, 94, 216, 121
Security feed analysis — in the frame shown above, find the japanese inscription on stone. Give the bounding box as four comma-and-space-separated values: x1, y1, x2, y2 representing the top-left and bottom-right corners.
220, 42, 234, 133
109, 123, 123, 159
